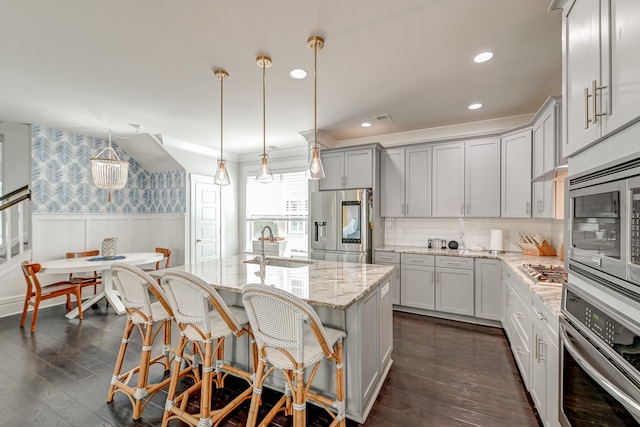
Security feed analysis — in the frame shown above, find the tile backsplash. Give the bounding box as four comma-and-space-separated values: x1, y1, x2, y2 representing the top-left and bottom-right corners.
383, 217, 565, 253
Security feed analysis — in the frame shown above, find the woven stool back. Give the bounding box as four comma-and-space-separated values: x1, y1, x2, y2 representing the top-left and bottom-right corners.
111, 263, 170, 323
242, 283, 335, 363
161, 271, 244, 341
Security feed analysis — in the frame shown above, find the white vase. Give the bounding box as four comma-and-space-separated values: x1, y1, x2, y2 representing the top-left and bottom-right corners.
102, 237, 118, 258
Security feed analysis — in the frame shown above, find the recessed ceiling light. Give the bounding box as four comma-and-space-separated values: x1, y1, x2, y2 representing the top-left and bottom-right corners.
361, 122, 372, 128
468, 103, 482, 110
289, 68, 307, 79
473, 51, 494, 63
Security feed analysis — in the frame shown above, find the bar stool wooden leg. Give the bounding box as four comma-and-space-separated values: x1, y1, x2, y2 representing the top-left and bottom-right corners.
162, 334, 188, 427
294, 364, 306, 427
107, 319, 135, 403
247, 354, 267, 427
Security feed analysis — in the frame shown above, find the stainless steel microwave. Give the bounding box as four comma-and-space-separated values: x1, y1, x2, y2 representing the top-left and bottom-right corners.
567, 155, 640, 301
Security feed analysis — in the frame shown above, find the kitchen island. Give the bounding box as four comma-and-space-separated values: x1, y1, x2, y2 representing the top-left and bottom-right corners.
153, 254, 395, 423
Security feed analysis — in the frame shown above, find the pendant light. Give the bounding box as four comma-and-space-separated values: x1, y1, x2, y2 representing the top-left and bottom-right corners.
255, 55, 274, 183
90, 130, 129, 202
306, 36, 326, 180
213, 69, 231, 186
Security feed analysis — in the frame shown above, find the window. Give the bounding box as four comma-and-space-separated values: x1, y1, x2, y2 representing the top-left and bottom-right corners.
245, 170, 308, 256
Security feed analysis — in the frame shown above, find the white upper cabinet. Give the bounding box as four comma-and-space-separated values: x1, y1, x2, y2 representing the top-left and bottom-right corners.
533, 97, 561, 180
380, 146, 432, 217
319, 148, 373, 190
501, 129, 532, 218
465, 138, 501, 217
406, 146, 432, 217
380, 149, 405, 217
432, 142, 465, 217
532, 181, 555, 219
562, 0, 640, 157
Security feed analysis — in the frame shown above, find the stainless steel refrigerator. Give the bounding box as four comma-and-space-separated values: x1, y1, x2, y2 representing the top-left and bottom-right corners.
310, 189, 373, 263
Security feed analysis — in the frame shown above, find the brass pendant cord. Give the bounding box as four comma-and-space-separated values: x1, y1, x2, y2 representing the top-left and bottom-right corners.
220, 73, 224, 159
262, 60, 266, 157
313, 40, 317, 149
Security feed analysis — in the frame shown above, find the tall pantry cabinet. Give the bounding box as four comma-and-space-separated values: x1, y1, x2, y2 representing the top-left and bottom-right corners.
557, 0, 640, 157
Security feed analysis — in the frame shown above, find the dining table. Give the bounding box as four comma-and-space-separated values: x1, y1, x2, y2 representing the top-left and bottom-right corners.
39, 252, 163, 319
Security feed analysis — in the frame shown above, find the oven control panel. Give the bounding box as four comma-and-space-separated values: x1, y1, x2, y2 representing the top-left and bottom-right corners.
583, 305, 616, 346
632, 188, 640, 265
565, 288, 640, 371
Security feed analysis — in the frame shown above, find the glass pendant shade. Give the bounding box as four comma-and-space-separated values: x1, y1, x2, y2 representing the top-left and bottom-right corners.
256, 154, 273, 183
306, 146, 325, 180
213, 158, 230, 186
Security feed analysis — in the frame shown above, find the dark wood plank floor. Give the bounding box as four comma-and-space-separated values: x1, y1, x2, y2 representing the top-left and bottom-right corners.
0, 304, 541, 426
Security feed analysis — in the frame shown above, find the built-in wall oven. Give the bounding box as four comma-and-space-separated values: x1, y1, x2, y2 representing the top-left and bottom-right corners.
563, 155, 640, 426
560, 283, 640, 426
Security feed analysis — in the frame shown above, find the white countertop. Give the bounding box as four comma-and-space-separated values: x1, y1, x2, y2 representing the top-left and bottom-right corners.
376, 245, 564, 315
153, 254, 394, 310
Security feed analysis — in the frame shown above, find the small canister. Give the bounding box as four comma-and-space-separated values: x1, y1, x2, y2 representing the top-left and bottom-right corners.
441, 239, 447, 249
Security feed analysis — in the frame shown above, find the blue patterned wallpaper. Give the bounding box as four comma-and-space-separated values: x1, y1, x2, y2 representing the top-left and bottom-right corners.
32, 125, 186, 214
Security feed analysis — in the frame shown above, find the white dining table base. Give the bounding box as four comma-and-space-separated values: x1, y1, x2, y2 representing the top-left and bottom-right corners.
64, 272, 126, 318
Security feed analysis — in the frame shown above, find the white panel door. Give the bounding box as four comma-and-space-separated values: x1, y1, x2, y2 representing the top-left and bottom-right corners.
194, 179, 220, 264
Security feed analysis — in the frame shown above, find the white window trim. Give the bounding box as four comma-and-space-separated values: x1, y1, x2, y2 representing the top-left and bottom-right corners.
239, 156, 308, 255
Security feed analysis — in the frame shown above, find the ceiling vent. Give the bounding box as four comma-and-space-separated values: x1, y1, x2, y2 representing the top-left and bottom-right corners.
373, 114, 393, 123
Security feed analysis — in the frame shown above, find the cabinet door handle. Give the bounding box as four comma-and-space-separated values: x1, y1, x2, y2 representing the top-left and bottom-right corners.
535, 334, 539, 361
539, 339, 546, 362
592, 80, 608, 124
584, 86, 591, 129
535, 310, 547, 321
526, 201, 530, 214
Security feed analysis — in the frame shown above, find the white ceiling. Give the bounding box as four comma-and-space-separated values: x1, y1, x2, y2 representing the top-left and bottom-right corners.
0, 0, 562, 158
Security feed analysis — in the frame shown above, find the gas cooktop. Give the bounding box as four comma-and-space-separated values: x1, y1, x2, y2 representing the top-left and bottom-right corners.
520, 263, 567, 285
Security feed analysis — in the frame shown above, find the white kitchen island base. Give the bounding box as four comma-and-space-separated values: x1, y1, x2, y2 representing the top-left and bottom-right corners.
154, 255, 394, 423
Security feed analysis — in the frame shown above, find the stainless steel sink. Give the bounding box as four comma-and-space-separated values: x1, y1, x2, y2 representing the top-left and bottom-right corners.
243, 257, 314, 269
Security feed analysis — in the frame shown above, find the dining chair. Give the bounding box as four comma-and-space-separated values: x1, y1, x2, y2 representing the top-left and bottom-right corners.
107, 263, 193, 420
20, 261, 83, 333
242, 283, 347, 427
65, 250, 102, 295
160, 270, 256, 427
153, 247, 171, 270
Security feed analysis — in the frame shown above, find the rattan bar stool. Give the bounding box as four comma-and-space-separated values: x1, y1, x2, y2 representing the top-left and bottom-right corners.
106, 263, 193, 420
160, 270, 256, 427
242, 283, 347, 427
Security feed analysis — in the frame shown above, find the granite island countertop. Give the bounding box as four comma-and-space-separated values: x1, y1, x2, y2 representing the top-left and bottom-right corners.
153, 254, 394, 311
375, 245, 564, 315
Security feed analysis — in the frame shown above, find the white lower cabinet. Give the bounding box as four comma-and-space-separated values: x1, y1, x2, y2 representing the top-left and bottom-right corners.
503, 264, 560, 427
400, 253, 435, 310
435, 256, 474, 316
530, 298, 560, 427
374, 251, 401, 305
475, 259, 503, 321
